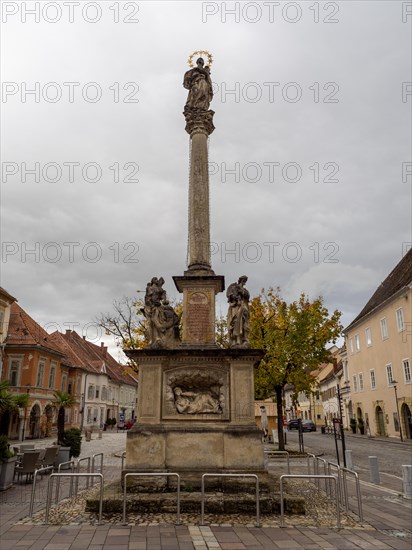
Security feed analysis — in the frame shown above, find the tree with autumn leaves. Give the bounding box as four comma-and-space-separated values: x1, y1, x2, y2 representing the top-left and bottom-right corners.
250, 288, 342, 450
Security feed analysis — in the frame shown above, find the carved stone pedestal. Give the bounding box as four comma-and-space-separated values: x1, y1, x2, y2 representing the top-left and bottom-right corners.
125, 348, 265, 479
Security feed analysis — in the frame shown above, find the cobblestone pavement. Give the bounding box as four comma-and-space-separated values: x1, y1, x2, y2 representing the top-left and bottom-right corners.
1, 432, 411, 549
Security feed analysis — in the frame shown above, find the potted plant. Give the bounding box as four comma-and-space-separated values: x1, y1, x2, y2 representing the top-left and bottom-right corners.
52, 391, 76, 467
62, 428, 82, 458
350, 418, 357, 434
357, 418, 365, 435
0, 435, 17, 491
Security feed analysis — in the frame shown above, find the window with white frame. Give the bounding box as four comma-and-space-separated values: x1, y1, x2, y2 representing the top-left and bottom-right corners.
74, 409, 78, 423
352, 374, 358, 392
61, 374, 67, 392
64, 408, 71, 423
76, 376, 81, 396
87, 408, 92, 423
380, 318, 388, 339
355, 334, 360, 351
396, 308, 405, 332
349, 338, 354, 353
403, 359, 411, 383
87, 384, 95, 399
95, 386, 100, 399
370, 369, 376, 389
36, 358, 46, 387
358, 372, 364, 391
48, 362, 56, 388
102, 386, 108, 400
365, 327, 372, 347
386, 364, 394, 385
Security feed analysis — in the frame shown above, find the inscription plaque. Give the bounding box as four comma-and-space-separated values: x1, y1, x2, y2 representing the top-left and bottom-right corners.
187, 291, 212, 342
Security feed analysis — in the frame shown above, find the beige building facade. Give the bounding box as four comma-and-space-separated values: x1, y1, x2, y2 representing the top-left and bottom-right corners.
344, 249, 412, 440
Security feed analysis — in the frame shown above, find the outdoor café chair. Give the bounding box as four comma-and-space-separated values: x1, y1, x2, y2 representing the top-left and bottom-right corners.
14, 450, 41, 483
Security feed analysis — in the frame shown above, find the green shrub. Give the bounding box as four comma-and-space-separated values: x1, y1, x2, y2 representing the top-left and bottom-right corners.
63, 428, 82, 458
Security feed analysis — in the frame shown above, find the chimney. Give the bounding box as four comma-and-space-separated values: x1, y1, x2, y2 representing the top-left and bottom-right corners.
101, 342, 107, 357
66, 329, 72, 334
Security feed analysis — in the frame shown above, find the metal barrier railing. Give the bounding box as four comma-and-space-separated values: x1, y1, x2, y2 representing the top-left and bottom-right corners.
307, 453, 317, 475
75, 456, 91, 491
123, 473, 181, 525
28, 466, 54, 518
46, 473, 104, 525
327, 461, 344, 506
91, 453, 104, 486
315, 457, 330, 494
55, 460, 75, 502
341, 467, 363, 521
264, 450, 290, 474
200, 473, 260, 527
279, 474, 341, 529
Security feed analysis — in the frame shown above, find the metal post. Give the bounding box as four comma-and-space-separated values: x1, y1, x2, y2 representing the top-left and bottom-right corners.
369, 456, 380, 484
345, 450, 353, 471
402, 465, 412, 499
332, 420, 340, 466
337, 385, 347, 467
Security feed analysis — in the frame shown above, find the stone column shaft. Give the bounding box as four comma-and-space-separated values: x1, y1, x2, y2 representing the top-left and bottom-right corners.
188, 131, 211, 272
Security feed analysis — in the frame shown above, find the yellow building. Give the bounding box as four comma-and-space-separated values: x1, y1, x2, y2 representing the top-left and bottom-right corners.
344, 249, 412, 439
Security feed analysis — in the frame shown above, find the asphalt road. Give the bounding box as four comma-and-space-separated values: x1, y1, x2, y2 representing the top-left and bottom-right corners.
285, 430, 412, 479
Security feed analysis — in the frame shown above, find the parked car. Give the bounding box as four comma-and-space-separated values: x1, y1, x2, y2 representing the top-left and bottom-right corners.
287, 419, 301, 430
123, 420, 135, 430
301, 420, 317, 432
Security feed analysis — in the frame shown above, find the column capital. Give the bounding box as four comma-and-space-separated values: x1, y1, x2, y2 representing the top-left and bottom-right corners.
184, 109, 215, 136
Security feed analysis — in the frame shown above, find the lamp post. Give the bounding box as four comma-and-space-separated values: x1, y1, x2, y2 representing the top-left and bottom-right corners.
392, 381, 403, 442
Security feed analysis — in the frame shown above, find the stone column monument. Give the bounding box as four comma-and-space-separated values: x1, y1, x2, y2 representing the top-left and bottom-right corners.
124, 52, 265, 482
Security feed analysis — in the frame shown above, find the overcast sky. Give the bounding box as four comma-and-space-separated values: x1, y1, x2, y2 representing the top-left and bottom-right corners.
2, 1, 411, 360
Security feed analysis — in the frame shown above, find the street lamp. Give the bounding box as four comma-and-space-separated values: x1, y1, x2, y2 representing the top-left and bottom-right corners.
391, 381, 403, 442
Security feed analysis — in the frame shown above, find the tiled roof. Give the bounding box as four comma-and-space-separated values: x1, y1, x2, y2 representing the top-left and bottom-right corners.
59, 330, 137, 386
6, 302, 65, 356
345, 248, 412, 332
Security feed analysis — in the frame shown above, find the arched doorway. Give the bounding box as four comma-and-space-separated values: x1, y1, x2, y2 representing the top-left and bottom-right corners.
401, 403, 412, 439
356, 407, 363, 420
375, 406, 385, 436
29, 404, 41, 439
